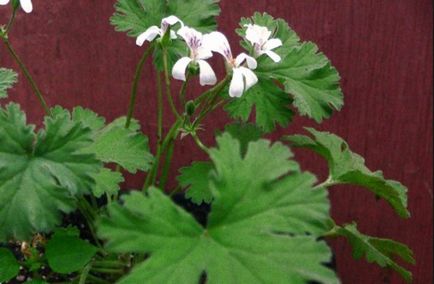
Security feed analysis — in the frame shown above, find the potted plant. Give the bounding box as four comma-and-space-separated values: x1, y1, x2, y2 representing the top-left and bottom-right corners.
0, 0, 415, 283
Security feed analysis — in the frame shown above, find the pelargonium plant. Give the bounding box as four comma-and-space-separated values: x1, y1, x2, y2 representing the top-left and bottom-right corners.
0, 1, 415, 283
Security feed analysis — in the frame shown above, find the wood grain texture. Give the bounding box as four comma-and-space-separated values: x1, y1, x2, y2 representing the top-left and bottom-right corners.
1, 1, 432, 283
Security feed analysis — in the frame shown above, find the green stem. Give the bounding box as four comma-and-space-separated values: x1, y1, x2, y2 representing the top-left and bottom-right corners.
125, 46, 154, 129
191, 132, 209, 153
86, 274, 111, 284
79, 262, 93, 284
77, 198, 104, 250
142, 118, 182, 191
193, 77, 229, 127
90, 267, 124, 274
162, 48, 181, 119
4, 8, 17, 34
179, 73, 190, 107
159, 140, 175, 190
314, 176, 337, 190
1, 36, 51, 115
93, 260, 125, 268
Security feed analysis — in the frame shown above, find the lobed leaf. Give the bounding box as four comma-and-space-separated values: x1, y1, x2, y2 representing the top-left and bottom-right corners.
285, 128, 410, 218
98, 133, 337, 284
83, 116, 153, 174
177, 161, 214, 205
111, 0, 220, 36
336, 223, 415, 282
0, 68, 18, 99
236, 13, 343, 124
92, 168, 125, 198
225, 79, 293, 132
0, 104, 101, 241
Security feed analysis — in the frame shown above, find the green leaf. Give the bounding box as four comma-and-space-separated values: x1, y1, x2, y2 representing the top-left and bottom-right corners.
72, 107, 106, 131
0, 248, 20, 282
84, 117, 153, 174
46, 227, 98, 274
239, 13, 343, 123
224, 122, 263, 156
285, 128, 410, 218
177, 161, 213, 205
92, 168, 125, 198
0, 68, 18, 99
98, 134, 337, 284
111, 0, 220, 36
225, 79, 293, 132
336, 223, 415, 282
0, 104, 101, 241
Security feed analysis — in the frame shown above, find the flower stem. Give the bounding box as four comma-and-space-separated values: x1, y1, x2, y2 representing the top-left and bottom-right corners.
4, 8, 17, 34
191, 132, 209, 153
159, 140, 175, 190
162, 48, 181, 119
1, 36, 51, 115
179, 73, 190, 107
125, 46, 154, 129
193, 77, 230, 127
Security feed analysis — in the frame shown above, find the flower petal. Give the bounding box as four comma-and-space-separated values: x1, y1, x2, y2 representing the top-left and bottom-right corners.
0, 0, 10, 5
162, 15, 184, 28
196, 47, 213, 60
229, 68, 245, 98
203, 32, 232, 61
20, 0, 32, 13
264, 50, 282, 63
263, 38, 283, 51
136, 26, 161, 46
245, 24, 271, 45
172, 57, 192, 81
239, 67, 258, 91
198, 60, 217, 86
235, 53, 258, 69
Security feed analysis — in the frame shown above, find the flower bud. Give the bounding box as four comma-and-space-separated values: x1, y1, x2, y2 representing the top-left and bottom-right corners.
185, 100, 196, 116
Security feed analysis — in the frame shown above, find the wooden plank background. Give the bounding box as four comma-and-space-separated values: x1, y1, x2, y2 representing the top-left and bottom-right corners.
1, 1, 432, 283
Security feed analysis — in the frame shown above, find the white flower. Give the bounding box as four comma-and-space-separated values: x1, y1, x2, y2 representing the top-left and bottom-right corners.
172, 26, 217, 86
203, 32, 258, 98
136, 16, 184, 46
245, 24, 283, 62
0, 0, 32, 13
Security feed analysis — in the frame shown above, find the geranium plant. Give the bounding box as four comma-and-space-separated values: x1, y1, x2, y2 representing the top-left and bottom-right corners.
0, 1, 415, 283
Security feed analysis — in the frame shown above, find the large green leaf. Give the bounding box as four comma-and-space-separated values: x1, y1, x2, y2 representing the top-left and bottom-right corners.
0, 248, 20, 282
0, 104, 100, 241
83, 116, 153, 174
225, 79, 293, 132
45, 227, 98, 274
98, 134, 337, 284
336, 223, 415, 282
285, 128, 410, 218
238, 13, 343, 123
0, 68, 18, 99
111, 0, 220, 36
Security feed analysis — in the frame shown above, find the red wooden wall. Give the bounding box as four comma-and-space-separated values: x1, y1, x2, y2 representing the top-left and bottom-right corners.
1, 1, 432, 283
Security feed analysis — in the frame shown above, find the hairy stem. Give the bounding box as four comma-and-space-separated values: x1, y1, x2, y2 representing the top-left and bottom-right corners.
1, 37, 51, 115
125, 46, 154, 128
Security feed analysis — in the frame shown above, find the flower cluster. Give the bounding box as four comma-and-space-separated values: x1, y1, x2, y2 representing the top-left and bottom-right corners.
0, 0, 32, 13
136, 16, 283, 98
